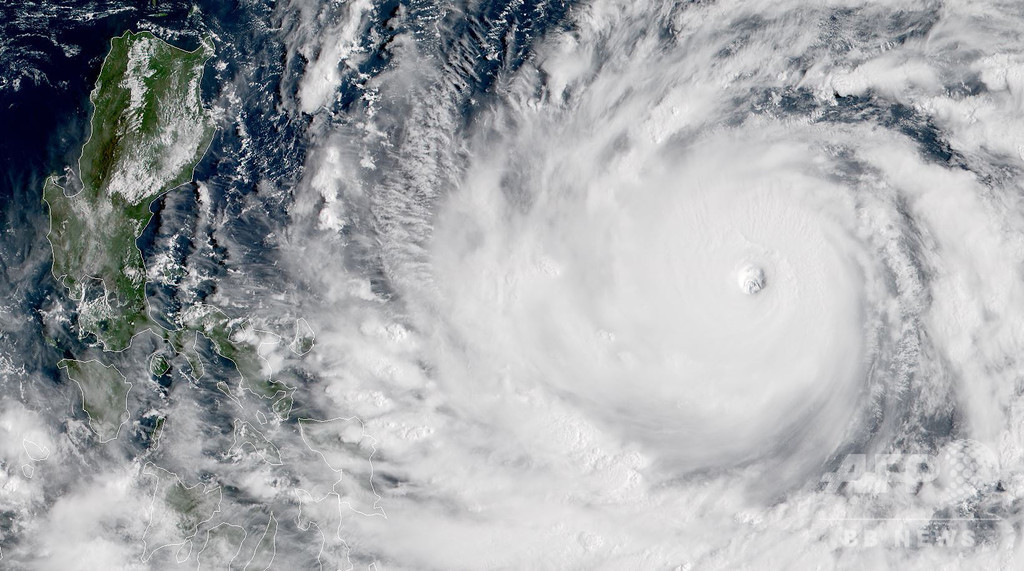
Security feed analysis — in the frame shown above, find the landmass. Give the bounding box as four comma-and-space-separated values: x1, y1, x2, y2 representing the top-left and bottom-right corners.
45, 30, 307, 445
39, 28, 369, 566
44, 31, 215, 351
290, 318, 315, 355
174, 304, 296, 415
58, 358, 131, 442
142, 464, 222, 561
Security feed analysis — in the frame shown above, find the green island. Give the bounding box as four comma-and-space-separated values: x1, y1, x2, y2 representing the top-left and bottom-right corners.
149, 352, 171, 376
58, 358, 131, 442
44, 31, 215, 351
290, 318, 315, 355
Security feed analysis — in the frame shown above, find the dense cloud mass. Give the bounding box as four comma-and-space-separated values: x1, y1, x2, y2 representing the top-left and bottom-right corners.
281, 0, 1024, 567
6, 0, 1024, 568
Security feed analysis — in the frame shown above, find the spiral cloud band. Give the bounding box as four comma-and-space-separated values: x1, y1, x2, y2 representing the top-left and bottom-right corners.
282, 0, 1024, 567
9, 0, 1024, 568
429, 128, 870, 476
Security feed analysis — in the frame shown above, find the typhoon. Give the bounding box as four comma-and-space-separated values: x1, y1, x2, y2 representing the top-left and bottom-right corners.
3, 0, 1024, 569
